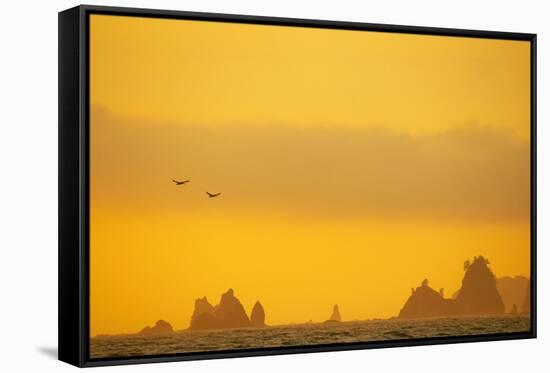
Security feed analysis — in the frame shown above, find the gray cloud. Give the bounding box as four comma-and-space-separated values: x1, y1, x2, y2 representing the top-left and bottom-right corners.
90, 106, 530, 222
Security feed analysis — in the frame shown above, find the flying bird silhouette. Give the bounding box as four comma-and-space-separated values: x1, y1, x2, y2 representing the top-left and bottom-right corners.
206, 192, 221, 198
172, 179, 190, 185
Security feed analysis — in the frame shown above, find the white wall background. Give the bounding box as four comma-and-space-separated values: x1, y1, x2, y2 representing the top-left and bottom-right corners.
0, 0, 547, 371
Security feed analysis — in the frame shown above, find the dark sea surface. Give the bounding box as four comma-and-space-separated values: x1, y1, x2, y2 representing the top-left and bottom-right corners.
90, 315, 530, 359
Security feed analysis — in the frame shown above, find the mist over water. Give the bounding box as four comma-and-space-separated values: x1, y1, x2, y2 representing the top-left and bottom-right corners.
90, 315, 530, 359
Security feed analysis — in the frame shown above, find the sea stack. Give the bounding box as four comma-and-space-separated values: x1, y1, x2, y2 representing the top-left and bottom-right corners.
398, 279, 456, 319
214, 288, 251, 328
329, 304, 341, 322
323, 304, 342, 324
188, 288, 252, 330
250, 301, 266, 327
398, 256, 505, 319
455, 256, 505, 315
191, 297, 215, 321
190, 297, 220, 330
138, 320, 173, 336
496, 276, 529, 313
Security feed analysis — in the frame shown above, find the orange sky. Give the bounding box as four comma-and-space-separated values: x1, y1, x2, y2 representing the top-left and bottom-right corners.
89, 14, 531, 336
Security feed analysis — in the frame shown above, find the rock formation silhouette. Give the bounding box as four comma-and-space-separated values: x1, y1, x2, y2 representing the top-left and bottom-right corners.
455, 256, 504, 315
138, 320, 173, 336
191, 297, 215, 319
189, 296, 222, 330
323, 304, 342, 324
398, 280, 457, 318
250, 301, 266, 327
189, 288, 256, 330
214, 288, 251, 327
330, 304, 342, 321
521, 282, 531, 314
399, 256, 506, 319
191, 312, 224, 330
496, 276, 529, 313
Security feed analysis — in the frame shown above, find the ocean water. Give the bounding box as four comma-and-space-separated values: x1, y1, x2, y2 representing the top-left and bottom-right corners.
90, 315, 530, 359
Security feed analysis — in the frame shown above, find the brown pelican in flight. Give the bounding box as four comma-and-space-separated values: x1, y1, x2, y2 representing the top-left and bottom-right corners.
172, 179, 190, 185
206, 192, 221, 198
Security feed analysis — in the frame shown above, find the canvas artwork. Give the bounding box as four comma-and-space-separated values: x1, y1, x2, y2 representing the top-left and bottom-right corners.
86, 14, 532, 360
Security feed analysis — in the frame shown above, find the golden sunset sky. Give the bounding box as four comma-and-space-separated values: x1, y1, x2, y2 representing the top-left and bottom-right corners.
89, 14, 531, 336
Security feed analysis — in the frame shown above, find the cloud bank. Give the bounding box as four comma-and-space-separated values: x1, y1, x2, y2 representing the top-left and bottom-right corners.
90, 106, 530, 222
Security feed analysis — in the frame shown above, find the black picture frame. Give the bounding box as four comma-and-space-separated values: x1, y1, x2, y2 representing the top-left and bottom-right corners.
59, 4, 537, 367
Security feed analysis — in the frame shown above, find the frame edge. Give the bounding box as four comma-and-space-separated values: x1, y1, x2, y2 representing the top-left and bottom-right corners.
79, 4, 536, 40
58, 5, 86, 368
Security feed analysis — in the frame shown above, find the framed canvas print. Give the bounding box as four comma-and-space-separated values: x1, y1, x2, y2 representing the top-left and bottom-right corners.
58, 5, 537, 367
